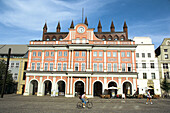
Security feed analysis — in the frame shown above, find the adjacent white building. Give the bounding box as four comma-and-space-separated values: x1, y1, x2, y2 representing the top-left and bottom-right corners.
133, 37, 161, 95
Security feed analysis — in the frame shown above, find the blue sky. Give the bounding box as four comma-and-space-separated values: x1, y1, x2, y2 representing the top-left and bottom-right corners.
0, 0, 170, 48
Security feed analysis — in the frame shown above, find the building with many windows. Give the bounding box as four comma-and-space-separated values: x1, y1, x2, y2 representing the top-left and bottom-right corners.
0, 45, 28, 94
24, 18, 138, 97
155, 38, 170, 94
133, 37, 161, 96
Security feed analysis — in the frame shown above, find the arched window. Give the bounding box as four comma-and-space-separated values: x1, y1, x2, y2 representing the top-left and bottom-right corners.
58, 36, 63, 41
114, 35, 119, 41
108, 35, 112, 40
45, 36, 50, 41
52, 36, 56, 41
120, 35, 125, 41
102, 35, 106, 41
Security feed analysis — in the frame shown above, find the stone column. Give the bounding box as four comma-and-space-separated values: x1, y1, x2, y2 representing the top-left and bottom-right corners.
23, 76, 30, 96
133, 77, 136, 95
27, 50, 32, 70
104, 77, 107, 89
54, 50, 58, 71
40, 50, 45, 71
118, 77, 122, 94
37, 76, 43, 96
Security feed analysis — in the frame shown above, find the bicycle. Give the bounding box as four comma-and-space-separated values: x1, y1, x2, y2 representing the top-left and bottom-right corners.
77, 99, 93, 109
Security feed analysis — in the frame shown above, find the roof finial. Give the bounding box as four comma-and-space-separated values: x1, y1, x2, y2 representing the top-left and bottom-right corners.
70, 20, 74, 28
84, 16, 88, 26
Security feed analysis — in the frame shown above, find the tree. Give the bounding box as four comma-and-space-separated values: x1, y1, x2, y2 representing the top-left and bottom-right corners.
0, 60, 16, 94
161, 77, 170, 94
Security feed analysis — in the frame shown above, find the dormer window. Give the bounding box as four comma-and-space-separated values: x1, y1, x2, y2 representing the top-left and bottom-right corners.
59, 38, 63, 41
108, 38, 111, 40
114, 38, 118, 41
52, 38, 56, 41
121, 38, 124, 41
46, 38, 50, 41
102, 38, 105, 40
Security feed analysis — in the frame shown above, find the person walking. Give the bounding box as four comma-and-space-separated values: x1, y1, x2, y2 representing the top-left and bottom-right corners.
146, 90, 153, 104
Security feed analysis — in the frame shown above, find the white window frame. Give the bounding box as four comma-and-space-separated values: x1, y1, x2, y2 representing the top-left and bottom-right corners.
75, 52, 79, 57
107, 52, 111, 57
38, 52, 41, 56
82, 52, 85, 57
99, 63, 103, 71
33, 52, 36, 56
58, 51, 62, 56
113, 52, 117, 57
93, 63, 97, 71
46, 52, 49, 56
93, 52, 97, 57
75, 63, 79, 71
127, 52, 130, 57
51, 52, 54, 56
64, 51, 67, 56
31, 63, 35, 70
107, 63, 112, 72
127, 63, 131, 72
121, 52, 125, 57
99, 52, 103, 57
122, 63, 126, 72
44, 63, 48, 71
113, 63, 117, 72
50, 63, 53, 71
37, 62, 40, 70
81, 63, 86, 71
58, 63, 61, 71
63, 63, 67, 71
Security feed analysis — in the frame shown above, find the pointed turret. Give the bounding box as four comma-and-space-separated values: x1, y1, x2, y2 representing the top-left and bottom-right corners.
97, 19, 102, 32
123, 21, 128, 39
43, 22, 47, 40
110, 20, 115, 32
70, 20, 74, 28
56, 21, 61, 32
84, 17, 88, 26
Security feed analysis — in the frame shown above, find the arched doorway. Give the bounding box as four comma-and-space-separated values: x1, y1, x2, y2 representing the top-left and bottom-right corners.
108, 82, 117, 97
123, 82, 132, 96
75, 81, 84, 96
44, 80, 52, 95
93, 81, 102, 96
58, 81, 65, 96
149, 86, 154, 95
30, 80, 38, 95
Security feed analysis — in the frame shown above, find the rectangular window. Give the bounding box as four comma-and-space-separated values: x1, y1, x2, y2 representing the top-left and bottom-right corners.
31, 63, 35, 70
50, 63, 53, 71
81, 63, 85, 71
163, 63, 168, 69
164, 72, 169, 79
142, 63, 146, 68
136, 53, 139, 58
23, 72, 26, 80
165, 54, 168, 59
121, 52, 125, 57
93, 52, 97, 57
143, 73, 147, 79
16, 63, 19, 68
14, 73, 18, 80
51, 52, 54, 56
142, 53, 145, 58
75, 52, 79, 57
122, 63, 126, 72
82, 52, 85, 56
58, 51, 62, 56
107, 52, 111, 57
24, 62, 27, 70
75, 63, 79, 71
150, 63, 155, 69
113, 52, 117, 57
164, 49, 168, 52
99, 52, 103, 57
136, 63, 138, 68
38, 52, 41, 56
64, 51, 67, 56
93, 63, 97, 71
46, 52, 49, 56
127, 52, 131, 57
44, 63, 48, 71
11, 63, 14, 68
58, 63, 61, 71
128, 63, 131, 72
148, 53, 151, 58
33, 52, 36, 56
108, 63, 111, 71
99, 63, 103, 71
151, 73, 156, 79
113, 63, 117, 72
63, 63, 67, 71
37, 63, 40, 70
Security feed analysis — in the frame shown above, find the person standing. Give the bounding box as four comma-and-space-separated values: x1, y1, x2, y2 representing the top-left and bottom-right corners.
146, 90, 153, 104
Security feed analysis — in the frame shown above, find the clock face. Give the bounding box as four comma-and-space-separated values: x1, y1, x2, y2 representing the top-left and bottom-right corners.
77, 26, 85, 33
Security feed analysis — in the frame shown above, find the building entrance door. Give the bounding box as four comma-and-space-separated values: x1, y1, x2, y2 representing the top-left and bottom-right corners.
94, 81, 102, 96
75, 81, 84, 96
58, 81, 65, 96
44, 80, 52, 95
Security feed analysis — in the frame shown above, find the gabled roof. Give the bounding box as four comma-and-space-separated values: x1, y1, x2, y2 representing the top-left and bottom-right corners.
0, 45, 28, 55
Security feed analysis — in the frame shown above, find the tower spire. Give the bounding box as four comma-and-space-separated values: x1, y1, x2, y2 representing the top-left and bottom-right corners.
84, 16, 88, 26
56, 21, 61, 32
123, 21, 128, 39
70, 20, 74, 28
97, 19, 102, 32
110, 20, 115, 32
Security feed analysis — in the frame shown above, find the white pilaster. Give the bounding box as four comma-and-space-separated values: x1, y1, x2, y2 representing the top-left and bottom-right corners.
71, 50, 74, 69
68, 50, 71, 69
87, 50, 89, 69
70, 77, 73, 94
23, 76, 30, 96
90, 50, 92, 69
54, 50, 58, 71
133, 77, 136, 95
89, 77, 92, 95
104, 77, 107, 89
104, 50, 106, 72
132, 51, 135, 72
37, 76, 43, 96
40, 50, 45, 71
86, 77, 88, 94
118, 77, 122, 94
27, 50, 32, 70
118, 51, 121, 72
67, 77, 70, 94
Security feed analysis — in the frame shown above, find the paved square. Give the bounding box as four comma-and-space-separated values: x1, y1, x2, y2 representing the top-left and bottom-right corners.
0, 94, 170, 113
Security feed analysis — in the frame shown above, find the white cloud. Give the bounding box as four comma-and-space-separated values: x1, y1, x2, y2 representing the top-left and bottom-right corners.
0, 0, 116, 31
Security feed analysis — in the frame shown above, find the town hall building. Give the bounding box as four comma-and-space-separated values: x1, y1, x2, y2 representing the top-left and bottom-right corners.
24, 18, 138, 97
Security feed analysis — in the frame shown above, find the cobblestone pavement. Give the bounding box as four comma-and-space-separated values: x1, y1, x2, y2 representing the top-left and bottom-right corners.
0, 94, 170, 113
